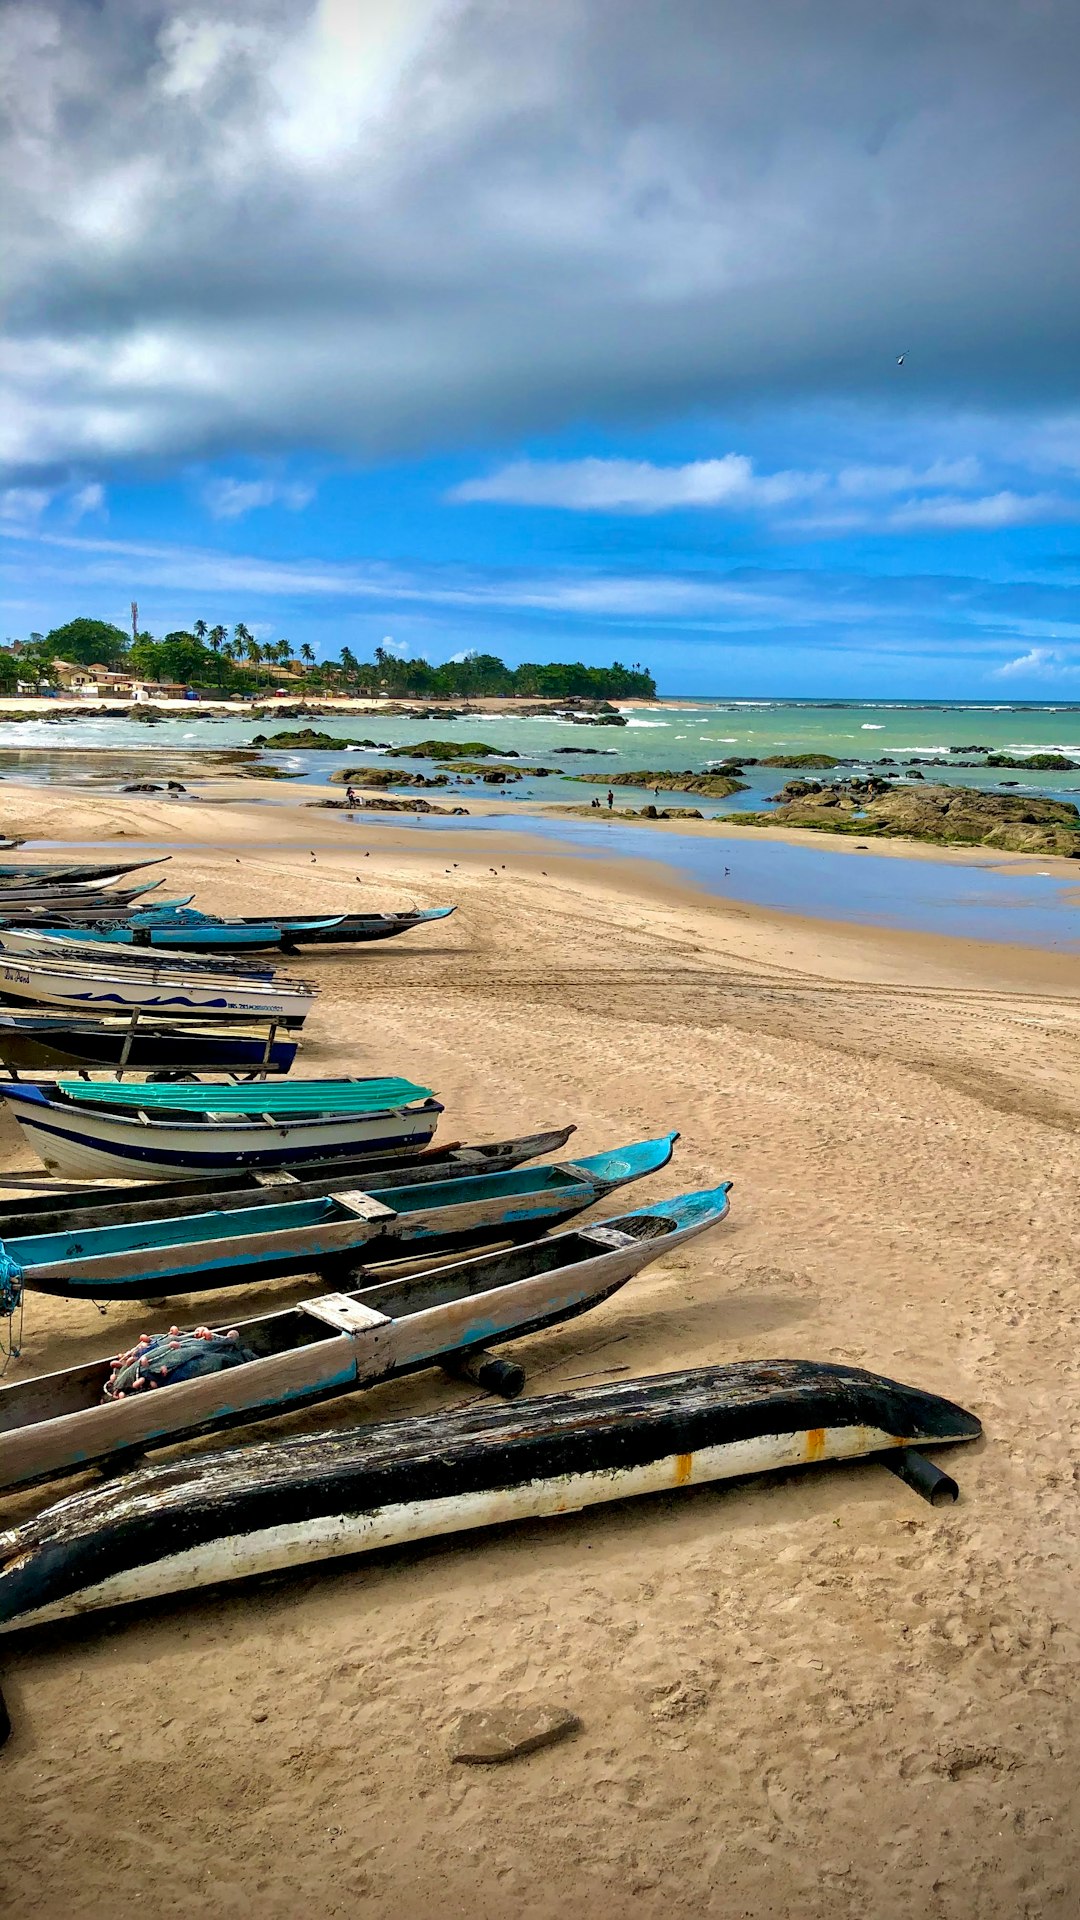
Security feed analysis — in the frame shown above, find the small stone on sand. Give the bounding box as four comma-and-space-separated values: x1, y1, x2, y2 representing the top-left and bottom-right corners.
449, 1704, 580, 1765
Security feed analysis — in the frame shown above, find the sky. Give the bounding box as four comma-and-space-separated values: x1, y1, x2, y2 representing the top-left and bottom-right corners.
3, 0, 1080, 697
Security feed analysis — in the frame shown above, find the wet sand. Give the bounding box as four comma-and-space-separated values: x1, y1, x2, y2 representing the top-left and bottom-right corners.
0, 784, 1078, 1920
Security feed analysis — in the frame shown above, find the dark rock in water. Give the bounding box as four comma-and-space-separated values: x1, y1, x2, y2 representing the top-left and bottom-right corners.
759, 753, 841, 768
950, 743, 990, 753
308, 795, 469, 816
986, 752, 1080, 771
385, 739, 516, 760
569, 768, 746, 797
252, 729, 378, 749
449, 1704, 581, 1765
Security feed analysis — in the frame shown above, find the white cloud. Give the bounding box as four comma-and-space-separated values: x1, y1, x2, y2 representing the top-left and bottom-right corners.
202, 476, 315, 520
451, 455, 818, 513
0, 485, 52, 524
885, 491, 1079, 532
994, 646, 1078, 679
67, 481, 105, 520
379, 635, 410, 656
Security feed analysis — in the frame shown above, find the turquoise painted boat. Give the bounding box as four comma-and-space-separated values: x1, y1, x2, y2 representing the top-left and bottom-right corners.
0, 1133, 678, 1300
0, 1171, 727, 1496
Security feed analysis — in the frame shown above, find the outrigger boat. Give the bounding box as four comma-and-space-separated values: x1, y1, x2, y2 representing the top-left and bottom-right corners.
0, 876, 167, 907
0, 1358, 978, 1630
0, 951, 316, 1026
0, 1075, 440, 1179
0, 1134, 677, 1302
0, 1125, 577, 1224
0, 1178, 723, 1495
0, 1012, 299, 1078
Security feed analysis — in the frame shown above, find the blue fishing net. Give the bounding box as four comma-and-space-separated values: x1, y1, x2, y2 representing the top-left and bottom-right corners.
104, 1327, 257, 1399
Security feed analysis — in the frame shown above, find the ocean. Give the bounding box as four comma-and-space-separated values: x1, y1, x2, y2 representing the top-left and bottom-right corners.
3, 698, 1080, 819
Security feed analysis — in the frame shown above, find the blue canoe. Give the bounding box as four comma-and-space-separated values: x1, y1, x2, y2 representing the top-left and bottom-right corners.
0, 1133, 680, 1299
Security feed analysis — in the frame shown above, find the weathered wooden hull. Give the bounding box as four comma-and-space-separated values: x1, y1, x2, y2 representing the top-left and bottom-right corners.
0, 1087, 440, 1179
0, 1359, 978, 1631
3, 1135, 676, 1298
0, 1182, 724, 1493
0, 1015, 297, 1076
280, 908, 456, 946
0, 1127, 577, 1231
0, 859, 167, 887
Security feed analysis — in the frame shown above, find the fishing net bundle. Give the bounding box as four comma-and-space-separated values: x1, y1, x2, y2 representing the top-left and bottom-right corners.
103, 1325, 257, 1400
0, 1247, 23, 1374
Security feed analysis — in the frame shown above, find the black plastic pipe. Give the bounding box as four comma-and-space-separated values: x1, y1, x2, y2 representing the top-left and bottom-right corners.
882, 1448, 959, 1506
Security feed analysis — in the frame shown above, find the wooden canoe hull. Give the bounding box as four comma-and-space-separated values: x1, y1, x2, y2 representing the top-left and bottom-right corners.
0, 1127, 577, 1234
0, 1184, 726, 1492
9, 1135, 676, 1297
0, 1360, 979, 1631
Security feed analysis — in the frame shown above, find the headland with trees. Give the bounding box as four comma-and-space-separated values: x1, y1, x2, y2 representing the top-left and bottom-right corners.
0, 618, 656, 703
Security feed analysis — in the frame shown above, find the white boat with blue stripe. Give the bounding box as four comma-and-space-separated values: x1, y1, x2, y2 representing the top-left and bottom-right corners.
0, 947, 316, 1023
0, 1076, 443, 1180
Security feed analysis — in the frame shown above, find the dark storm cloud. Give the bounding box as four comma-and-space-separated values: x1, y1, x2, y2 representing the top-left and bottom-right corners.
4, 0, 1080, 476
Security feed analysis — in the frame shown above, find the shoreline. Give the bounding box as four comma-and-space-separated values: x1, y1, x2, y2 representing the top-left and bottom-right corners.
0, 778, 1076, 988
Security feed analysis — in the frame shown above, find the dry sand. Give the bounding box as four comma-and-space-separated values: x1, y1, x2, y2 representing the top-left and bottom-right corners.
0, 783, 1077, 1920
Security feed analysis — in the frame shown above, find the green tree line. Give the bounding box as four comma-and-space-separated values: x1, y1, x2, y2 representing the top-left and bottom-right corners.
0, 618, 656, 700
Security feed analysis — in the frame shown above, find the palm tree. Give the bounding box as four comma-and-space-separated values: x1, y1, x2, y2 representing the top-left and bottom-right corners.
208, 624, 227, 654
193, 619, 208, 642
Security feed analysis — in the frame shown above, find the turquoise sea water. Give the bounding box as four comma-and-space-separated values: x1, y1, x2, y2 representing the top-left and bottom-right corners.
6, 699, 1080, 948
4, 699, 1080, 818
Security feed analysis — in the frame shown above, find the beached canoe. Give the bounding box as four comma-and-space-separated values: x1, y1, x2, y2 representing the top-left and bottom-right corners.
0, 1164, 712, 1498
0, 951, 316, 1026
62, 919, 346, 954
151, 910, 453, 948
0, 928, 282, 975
0, 1075, 441, 1179
0, 1357, 977, 1631
0, 1125, 577, 1227
0, 894, 195, 927
0, 1134, 677, 1301
0, 858, 169, 887
0, 1012, 299, 1077
115, 906, 457, 948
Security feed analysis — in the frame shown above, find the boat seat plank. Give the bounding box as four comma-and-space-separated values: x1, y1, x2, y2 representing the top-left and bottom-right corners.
579, 1225, 638, 1248
301, 1293, 392, 1333
330, 1190, 398, 1221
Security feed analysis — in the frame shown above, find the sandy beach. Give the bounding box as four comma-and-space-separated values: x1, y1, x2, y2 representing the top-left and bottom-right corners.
0, 782, 1078, 1920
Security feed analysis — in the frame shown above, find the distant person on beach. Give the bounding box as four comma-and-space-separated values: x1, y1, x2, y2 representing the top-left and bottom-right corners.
607, 788, 614, 811
345, 784, 358, 807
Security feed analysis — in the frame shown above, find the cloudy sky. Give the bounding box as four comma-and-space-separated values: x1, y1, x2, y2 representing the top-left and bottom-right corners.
4, 0, 1080, 694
